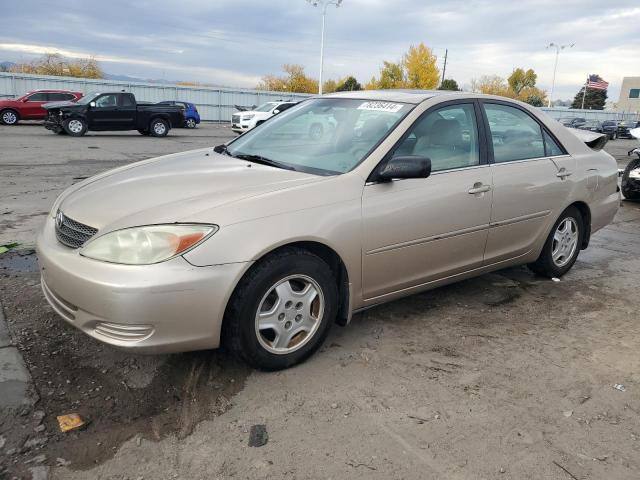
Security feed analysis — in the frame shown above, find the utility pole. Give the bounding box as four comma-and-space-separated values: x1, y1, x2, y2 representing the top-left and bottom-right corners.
306, 0, 343, 95
441, 49, 448, 87
546, 42, 574, 107
581, 76, 588, 110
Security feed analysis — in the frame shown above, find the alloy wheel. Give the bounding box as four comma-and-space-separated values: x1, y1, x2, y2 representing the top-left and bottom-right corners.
153, 122, 167, 135
2, 111, 17, 125
67, 119, 83, 134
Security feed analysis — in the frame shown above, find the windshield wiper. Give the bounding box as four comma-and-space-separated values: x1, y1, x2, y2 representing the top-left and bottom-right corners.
233, 154, 296, 171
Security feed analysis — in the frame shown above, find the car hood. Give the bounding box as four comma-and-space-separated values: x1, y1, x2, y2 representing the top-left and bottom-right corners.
0, 99, 20, 107
58, 148, 327, 232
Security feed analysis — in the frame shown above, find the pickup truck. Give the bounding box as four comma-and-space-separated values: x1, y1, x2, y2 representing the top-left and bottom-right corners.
43, 92, 185, 137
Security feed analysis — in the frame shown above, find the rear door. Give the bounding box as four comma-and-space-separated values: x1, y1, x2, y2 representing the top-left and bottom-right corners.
481, 101, 576, 264
362, 101, 493, 300
117, 93, 137, 128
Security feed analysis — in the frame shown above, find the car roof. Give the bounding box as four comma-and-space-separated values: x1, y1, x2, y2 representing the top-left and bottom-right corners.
26, 89, 82, 94
322, 89, 466, 104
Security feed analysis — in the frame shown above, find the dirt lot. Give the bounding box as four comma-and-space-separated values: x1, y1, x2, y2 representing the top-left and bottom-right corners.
1, 122, 639, 479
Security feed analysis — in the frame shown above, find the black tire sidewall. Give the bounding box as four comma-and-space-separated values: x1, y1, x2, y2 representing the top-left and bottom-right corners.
149, 118, 169, 137
230, 253, 338, 370
533, 207, 584, 277
63, 118, 87, 137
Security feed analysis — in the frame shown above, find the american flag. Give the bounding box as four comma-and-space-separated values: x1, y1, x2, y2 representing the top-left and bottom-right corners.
586, 75, 609, 91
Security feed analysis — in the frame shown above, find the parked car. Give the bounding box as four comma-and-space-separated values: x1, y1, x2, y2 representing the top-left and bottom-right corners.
231, 101, 297, 134
43, 92, 185, 137
558, 117, 586, 128
159, 101, 200, 128
576, 120, 604, 134
0, 89, 83, 125
617, 120, 640, 139
37, 91, 619, 370
621, 127, 640, 200
601, 120, 619, 140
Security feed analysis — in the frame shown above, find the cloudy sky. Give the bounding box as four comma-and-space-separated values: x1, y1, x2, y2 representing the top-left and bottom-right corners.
1, 0, 637, 101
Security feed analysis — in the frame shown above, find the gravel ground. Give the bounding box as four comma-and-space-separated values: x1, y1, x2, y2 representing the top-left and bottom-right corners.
1, 122, 639, 479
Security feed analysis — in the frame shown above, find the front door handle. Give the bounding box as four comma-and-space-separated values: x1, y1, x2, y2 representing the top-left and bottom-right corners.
468, 183, 492, 195
556, 168, 572, 179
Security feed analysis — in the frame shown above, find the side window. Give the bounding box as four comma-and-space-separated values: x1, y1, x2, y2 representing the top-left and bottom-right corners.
95, 94, 118, 108
26, 93, 48, 102
120, 94, 135, 107
484, 103, 545, 163
395, 103, 480, 172
543, 130, 565, 156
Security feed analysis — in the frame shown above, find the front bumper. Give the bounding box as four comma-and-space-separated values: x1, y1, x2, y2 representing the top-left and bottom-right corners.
36, 216, 250, 354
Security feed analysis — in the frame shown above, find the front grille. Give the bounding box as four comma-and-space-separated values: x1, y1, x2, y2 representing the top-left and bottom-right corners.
55, 211, 98, 248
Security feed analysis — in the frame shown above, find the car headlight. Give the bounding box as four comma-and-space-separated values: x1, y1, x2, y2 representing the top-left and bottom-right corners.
80, 224, 218, 265
243, 114, 255, 120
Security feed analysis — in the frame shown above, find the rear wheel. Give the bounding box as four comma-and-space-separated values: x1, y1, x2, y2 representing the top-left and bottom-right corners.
63, 118, 87, 137
621, 159, 640, 201
528, 206, 583, 278
223, 248, 338, 370
185, 118, 197, 129
149, 118, 169, 137
1, 109, 19, 125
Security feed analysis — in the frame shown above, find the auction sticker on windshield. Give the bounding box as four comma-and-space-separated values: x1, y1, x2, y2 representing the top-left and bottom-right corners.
357, 101, 404, 113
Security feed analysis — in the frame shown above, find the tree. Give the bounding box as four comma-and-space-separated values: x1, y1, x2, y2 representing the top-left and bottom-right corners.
377, 61, 406, 89
336, 76, 362, 92
570, 75, 607, 110
257, 64, 318, 93
323, 79, 338, 93
470, 68, 547, 106
438, 78, 460, 91
403, 43, 440, 89
10, 53, 103, 79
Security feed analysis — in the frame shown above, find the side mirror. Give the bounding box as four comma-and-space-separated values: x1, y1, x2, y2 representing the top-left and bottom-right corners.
89, 101, 96, 108
376, 156, 432, 182
22, 98, 29, 102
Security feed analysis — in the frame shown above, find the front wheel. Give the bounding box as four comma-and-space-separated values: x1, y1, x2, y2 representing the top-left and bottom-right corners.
528, 206, 583, 278
185, 118, 197, 129
223, 248, 338, 370
621, 158, 640, 201
1, 109, 19, 125
149, 118, 169, 137
63, 118, 87, 137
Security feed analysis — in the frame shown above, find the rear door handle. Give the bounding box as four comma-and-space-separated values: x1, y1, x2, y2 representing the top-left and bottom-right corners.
468, 183, 492, 194
556, 169, 572, 179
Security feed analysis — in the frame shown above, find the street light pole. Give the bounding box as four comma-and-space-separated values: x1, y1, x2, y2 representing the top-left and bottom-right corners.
307, 0, 342, 95
546, 42, 574, 108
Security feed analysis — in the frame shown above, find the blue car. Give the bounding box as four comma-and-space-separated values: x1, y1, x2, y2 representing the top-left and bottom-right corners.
159, 101, 200, 128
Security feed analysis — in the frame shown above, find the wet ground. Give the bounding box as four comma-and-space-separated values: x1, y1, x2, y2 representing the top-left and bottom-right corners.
1, 123, 639, 479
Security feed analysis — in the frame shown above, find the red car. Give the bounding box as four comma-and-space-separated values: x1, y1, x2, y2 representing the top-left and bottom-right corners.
0, 89, 83, 125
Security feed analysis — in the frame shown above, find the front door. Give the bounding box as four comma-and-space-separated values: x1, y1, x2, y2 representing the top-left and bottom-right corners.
21, 92, 49, 119
362, 102, 493, 300
481, 102, 576, 264
87, 93, 121, 128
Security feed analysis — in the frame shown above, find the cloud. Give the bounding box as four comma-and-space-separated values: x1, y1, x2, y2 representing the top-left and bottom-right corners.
0, 0, 636, 99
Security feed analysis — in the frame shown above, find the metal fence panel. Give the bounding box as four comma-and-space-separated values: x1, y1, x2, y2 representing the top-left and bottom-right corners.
0, 72, 311, 121
540, 107, 639, 122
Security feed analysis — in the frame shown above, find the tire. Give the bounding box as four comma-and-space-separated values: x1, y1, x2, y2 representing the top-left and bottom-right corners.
138, 129, 150, 135
223, 248, 338, 370
621, 158, 640, 201
1, 109, 19, 125
185, 118, 197, 129
309, 123, 324, 140
63, 118, 87, 137
528, 206, 584, 278
149, 118, 169, 137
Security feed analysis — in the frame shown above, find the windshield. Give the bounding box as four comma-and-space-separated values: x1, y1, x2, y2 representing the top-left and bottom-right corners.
75, 92, 101, 105
254, 102, 279, 112
227, 98, 413, 175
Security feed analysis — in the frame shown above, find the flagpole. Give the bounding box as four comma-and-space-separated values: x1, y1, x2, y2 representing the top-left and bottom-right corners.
581, 75, 588, 110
